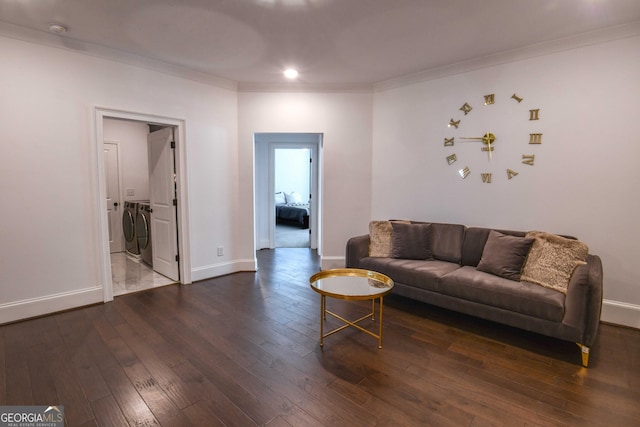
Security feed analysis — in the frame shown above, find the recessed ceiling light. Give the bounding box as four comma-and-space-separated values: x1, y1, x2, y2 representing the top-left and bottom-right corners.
48, 23, 67, 34
284, 68, 299, 79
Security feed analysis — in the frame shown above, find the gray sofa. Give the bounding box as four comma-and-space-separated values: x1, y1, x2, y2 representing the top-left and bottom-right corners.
346, 221, 603, 367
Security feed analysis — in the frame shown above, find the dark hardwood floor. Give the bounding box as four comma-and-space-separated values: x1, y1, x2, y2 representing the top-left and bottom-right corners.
1, 248, 639, 426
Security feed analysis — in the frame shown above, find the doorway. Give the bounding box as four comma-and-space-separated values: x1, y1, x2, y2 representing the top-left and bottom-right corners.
95, 108, 191, 302
254, 133, 321, 251
274, 147, 312, 248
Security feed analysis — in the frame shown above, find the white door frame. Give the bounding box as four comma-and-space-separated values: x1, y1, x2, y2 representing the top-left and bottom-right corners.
254, 133, 322, 251
94, 107, 192, 302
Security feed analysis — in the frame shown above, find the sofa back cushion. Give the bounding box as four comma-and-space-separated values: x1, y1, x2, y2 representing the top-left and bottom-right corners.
412, 222, 465, 263
462, 227, 527, 267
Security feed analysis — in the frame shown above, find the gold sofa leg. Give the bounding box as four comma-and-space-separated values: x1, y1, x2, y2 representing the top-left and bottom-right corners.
577, 343, 590, 367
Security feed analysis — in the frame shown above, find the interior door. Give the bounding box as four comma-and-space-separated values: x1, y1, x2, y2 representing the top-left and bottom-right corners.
148, 127, 179, 281
308, 149, 316, 249
104, 142, 122, 253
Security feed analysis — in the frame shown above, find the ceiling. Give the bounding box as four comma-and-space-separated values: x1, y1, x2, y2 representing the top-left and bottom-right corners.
2, 0, 640, 90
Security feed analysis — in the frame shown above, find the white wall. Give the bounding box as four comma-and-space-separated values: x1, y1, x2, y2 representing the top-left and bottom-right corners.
2, 29, 637, 328
238, 92, 374, 268
103, 118, 150, 201
0, 35, 238, 323
372, 35, 640, 327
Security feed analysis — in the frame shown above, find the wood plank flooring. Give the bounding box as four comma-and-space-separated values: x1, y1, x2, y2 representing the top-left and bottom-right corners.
1, 248, 639, 426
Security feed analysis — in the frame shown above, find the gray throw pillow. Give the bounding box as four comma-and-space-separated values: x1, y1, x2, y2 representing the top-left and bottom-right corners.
391, 223, 433, 260
476, 230, 534, 281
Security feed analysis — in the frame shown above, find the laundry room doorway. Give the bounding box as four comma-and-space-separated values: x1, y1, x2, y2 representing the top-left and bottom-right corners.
94, 108, 191, 302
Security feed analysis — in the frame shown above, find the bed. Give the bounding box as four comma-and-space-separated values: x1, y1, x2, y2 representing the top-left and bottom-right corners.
275, 192, 309, 229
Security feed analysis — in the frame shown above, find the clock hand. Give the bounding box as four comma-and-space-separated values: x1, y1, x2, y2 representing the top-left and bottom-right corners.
465, 133, 496, 159
486, 131, 492, 160
460, 132, 496, 143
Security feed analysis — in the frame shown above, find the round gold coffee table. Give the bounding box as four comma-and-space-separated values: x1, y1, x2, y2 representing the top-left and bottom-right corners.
309, 268, 394, 348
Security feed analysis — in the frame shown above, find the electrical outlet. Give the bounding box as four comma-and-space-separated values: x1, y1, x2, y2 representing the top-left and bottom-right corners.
217, 246, 224, 256
126, 188, 135, 196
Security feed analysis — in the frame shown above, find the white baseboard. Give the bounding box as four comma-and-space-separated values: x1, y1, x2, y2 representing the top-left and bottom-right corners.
258, 239, 270, 250
0, 286, 103, 325
191, 259, 257, 282
601, 299, 640, 329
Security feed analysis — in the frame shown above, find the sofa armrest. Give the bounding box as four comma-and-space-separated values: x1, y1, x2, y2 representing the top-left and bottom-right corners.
562, 254, 603, 347
346, 235, 370, 268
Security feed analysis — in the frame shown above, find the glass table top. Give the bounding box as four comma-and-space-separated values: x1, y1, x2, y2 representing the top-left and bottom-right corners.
309, 268, 394, 300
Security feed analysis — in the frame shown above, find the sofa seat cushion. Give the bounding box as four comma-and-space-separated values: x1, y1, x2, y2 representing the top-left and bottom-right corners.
358, 257, 460, 292
440, 266, 565, 322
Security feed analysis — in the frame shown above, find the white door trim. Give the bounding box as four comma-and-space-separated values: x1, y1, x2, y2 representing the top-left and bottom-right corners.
254, 133, 322, 252
94, 107, 192, 302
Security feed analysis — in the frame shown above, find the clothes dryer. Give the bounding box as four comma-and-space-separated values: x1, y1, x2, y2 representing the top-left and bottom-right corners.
136, 202, 153, 266
122, 201, 140, 258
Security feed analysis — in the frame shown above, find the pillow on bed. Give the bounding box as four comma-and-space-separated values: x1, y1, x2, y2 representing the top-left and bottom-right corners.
275, 192, 286, 204
285, 191, 303, 204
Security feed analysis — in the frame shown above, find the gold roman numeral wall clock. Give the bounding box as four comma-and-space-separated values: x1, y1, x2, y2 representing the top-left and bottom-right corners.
442, 92, 543, 183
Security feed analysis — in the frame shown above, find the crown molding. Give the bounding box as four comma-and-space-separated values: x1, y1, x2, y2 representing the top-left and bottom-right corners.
0, 21, 238, 91
0, 21, 373, 93
237, 81, 373, 94
373, 20, 640, 93
0, 20, 371, 94
2, 19, 638, 95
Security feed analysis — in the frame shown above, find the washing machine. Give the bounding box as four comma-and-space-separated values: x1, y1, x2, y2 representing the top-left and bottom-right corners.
136, 202, 153, 266
122, 201, 140, 258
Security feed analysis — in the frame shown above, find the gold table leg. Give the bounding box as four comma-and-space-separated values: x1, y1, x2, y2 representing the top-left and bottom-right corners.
378, 296, 383, 349
320, 295, 325, 347
318, 296, 386, 348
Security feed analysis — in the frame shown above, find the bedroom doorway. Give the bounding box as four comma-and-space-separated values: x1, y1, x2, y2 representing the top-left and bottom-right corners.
254, 133, 321, 251
275, 147, 311, 248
